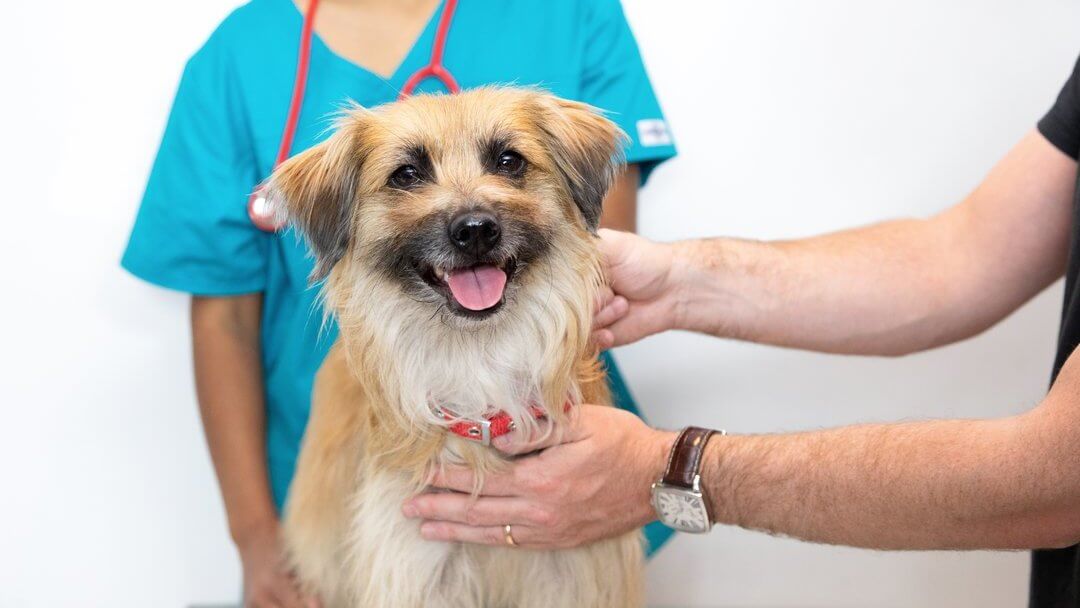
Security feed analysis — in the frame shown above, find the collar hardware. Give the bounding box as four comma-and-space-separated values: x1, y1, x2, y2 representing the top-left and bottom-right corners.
435, 405, 552, 447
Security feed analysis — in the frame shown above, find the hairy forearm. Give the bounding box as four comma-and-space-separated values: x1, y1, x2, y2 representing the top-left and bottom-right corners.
191, 294, 278, 545
702, 393, 1080, 550
670, 219, 965, 354
668, 131, 1073, 355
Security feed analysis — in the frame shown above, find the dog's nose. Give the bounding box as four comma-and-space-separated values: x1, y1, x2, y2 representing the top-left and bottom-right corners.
448, 211, 501, 256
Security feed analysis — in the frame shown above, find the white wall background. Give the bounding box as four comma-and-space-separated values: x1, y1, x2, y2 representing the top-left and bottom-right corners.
3, 1, 1078, 606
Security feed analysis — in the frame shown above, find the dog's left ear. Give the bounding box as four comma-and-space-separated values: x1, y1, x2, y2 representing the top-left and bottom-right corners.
265, 118, 367, 282
535, 96, 628, 232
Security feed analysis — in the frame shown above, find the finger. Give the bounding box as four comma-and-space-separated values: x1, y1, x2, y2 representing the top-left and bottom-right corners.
419, 521, 545, 548
594, 284, 615, 314
495, 406, 597, 455
597, 227, 624, 248
303, 596, 322, 608
492, 422, 565, 455
489, 415, 558, 455
591, 328, 615, 350
592, 295, 628, 330
597, 228, 632, 270
429, 465, 516, 496
404, 492, 541, 527
599, 312, 650, 348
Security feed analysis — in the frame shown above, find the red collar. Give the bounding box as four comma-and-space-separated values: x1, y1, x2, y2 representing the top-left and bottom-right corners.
434, 405, 549, 446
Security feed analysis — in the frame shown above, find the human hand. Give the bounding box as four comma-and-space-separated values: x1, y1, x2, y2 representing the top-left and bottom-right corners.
402, 404, 675, 549
237, 522, 321, 608
592, 229, 682, 349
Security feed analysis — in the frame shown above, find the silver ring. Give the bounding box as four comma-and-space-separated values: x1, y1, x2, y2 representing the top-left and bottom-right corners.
503, 523, 518, 547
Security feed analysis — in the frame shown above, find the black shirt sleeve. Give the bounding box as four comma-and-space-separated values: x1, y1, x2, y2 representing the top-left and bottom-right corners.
1039, 54, 1080, 160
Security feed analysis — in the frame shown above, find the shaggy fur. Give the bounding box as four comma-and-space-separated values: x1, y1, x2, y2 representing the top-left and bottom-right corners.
266, 87, 643, 608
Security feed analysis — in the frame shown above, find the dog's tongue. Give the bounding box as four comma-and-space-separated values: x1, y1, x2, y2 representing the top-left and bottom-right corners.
446, 265, 507, 311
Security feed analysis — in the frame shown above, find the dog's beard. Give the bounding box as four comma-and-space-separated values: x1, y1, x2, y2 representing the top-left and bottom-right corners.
327, 235, 600, 435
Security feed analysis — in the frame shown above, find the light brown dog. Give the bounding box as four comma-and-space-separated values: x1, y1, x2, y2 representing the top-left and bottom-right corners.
266, 87, 643, 608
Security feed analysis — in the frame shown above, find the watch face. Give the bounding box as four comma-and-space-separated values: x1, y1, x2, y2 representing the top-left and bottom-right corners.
652, 485, 711, 533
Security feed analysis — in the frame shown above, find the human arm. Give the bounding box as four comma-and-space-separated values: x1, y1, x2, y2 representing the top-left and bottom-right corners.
404, 345, 1080, 550
598, 164, 639, 233
595, 130, 1077, 355
191, 295, 319, 608
690, 348, 1080, 550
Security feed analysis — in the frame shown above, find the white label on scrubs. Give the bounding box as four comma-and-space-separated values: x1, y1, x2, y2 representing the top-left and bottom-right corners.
637, 119, 672, 147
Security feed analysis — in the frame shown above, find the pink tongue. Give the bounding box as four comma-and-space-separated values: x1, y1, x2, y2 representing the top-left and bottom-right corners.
446, 265, 508, 311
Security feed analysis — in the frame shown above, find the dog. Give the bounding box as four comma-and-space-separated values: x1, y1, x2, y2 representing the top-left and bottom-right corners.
266, 87, 644, 608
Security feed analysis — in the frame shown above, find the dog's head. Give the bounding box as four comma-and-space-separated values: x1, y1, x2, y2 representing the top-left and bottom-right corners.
267, 88, 623, 427
268, 87, 624, 325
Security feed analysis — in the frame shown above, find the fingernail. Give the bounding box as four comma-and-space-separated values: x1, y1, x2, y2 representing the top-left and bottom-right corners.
402, 502, 419, 518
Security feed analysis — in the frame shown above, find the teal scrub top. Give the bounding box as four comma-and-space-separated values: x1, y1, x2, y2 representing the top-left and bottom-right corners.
123, 0, 678, 554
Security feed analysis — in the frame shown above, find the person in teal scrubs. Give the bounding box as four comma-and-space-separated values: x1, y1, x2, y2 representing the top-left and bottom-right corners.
124, 0, 675, 603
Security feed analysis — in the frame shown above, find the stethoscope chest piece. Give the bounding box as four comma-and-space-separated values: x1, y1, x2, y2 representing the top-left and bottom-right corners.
247, 185, 284, 232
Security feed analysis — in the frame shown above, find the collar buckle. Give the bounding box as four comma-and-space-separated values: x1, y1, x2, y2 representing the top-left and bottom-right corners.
464, 418, 493, 446
433, 404, 495, 446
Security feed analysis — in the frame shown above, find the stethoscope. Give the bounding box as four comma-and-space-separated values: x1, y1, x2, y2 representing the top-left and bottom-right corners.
248, 0, 461, 232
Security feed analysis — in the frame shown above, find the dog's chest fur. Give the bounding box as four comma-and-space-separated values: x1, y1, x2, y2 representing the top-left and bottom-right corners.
285, 337, 643, 608
341, 468, 638, 608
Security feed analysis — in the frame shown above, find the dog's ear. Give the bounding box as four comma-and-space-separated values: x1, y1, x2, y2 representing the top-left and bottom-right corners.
266, 118, 367, 282
535, 96, 627, 232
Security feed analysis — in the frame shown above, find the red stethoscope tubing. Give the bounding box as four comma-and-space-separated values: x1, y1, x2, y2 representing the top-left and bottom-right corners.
399, 0, 461, 98
248, 0, 461, 232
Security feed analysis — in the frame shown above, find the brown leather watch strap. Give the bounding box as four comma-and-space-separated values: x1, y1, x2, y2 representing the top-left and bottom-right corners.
661, 426, 718, 488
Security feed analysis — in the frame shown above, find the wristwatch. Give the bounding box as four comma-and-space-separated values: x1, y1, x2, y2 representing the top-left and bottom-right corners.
651, 426, 724, 533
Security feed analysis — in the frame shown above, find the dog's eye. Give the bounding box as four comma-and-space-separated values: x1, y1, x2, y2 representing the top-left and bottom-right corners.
390, 165, 423, 189
495, 151, 526, 177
